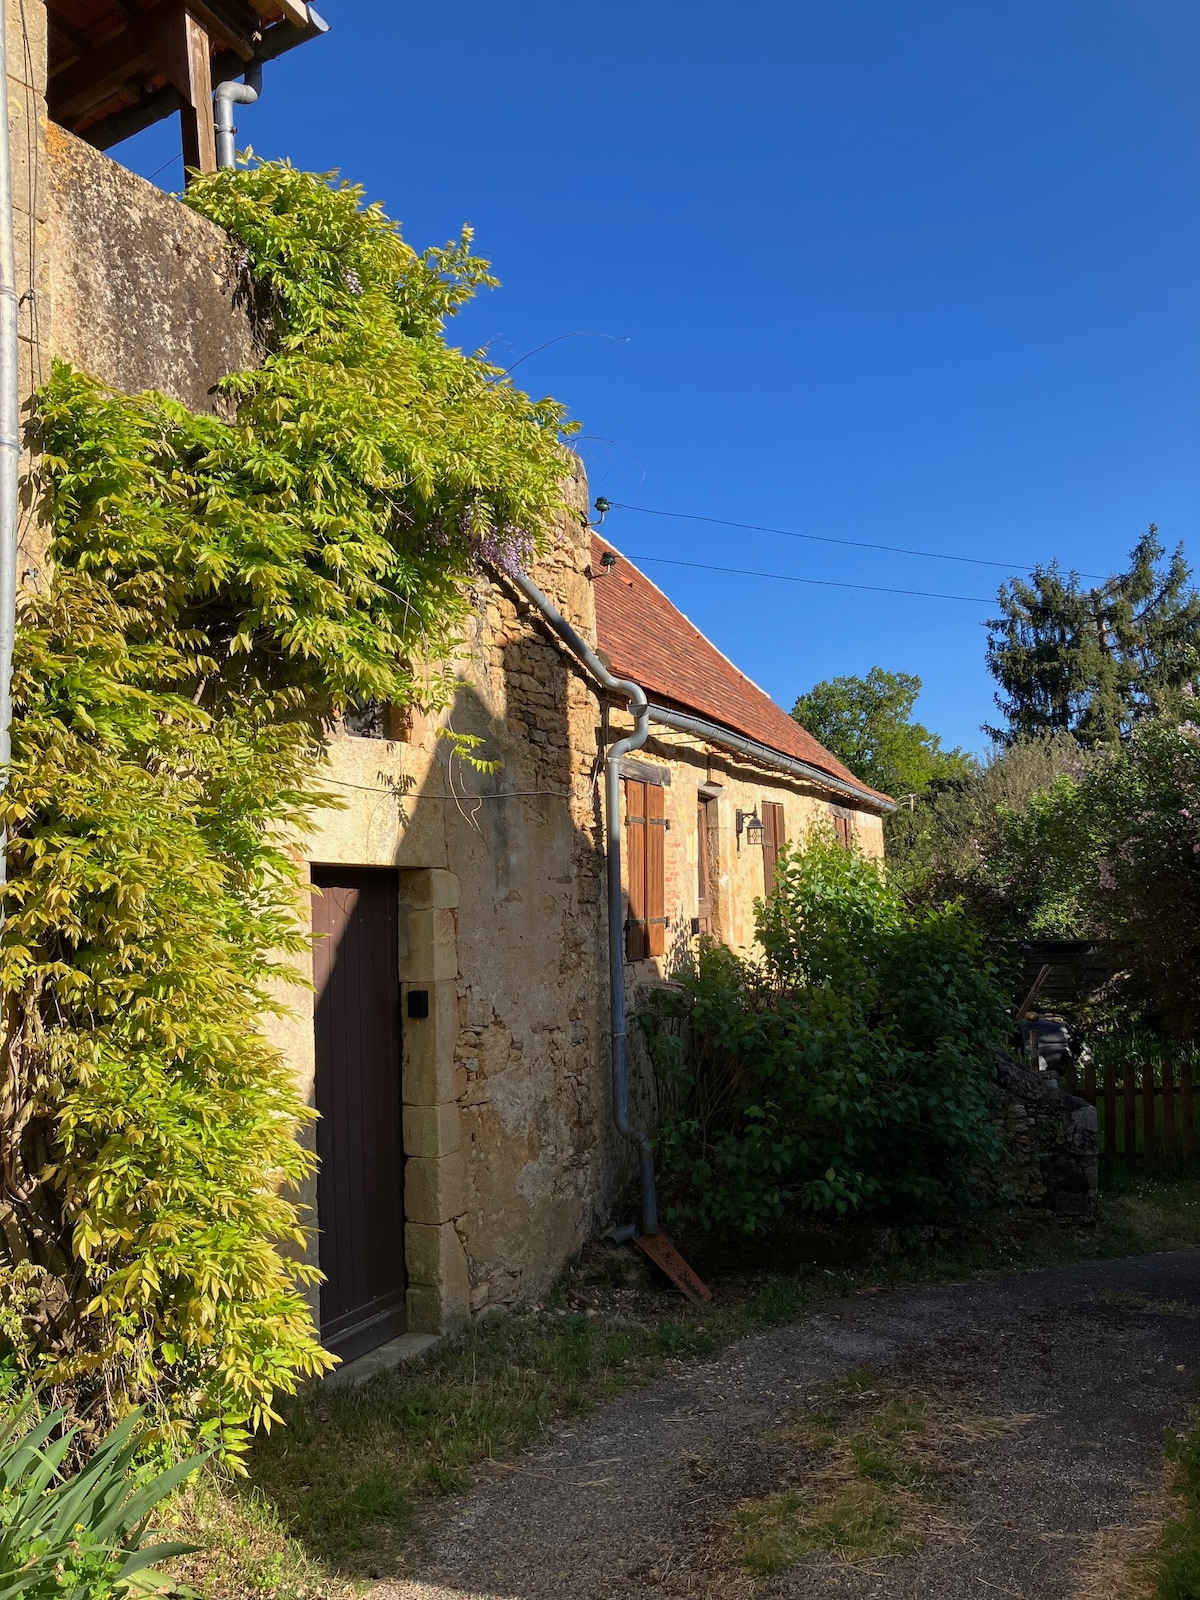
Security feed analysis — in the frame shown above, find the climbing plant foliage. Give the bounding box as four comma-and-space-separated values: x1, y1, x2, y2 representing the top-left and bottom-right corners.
0, 159, 572, 1451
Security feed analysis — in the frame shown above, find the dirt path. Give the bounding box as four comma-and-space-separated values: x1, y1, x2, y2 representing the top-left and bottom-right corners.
382, 1251, 1200, 1600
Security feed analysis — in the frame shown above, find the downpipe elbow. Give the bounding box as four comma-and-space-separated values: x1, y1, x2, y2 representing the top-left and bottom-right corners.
214, 63, 263, 168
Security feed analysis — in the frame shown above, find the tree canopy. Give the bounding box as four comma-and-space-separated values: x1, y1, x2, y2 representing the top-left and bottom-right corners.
985, 528, 1200, 748
792, 666, 972, 799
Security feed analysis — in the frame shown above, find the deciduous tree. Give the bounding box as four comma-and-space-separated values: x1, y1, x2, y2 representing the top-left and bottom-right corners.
792, 667, 971, 800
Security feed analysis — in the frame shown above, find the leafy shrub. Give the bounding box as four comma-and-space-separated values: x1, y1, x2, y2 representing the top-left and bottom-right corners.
639, 833, 1008, 1236
0, 1399, 202, 1599
0, 160, 571, 1447
999, 719, 1200, 1035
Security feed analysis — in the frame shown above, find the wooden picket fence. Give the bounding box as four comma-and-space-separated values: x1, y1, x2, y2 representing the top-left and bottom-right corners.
1062, 1059, 1198, 1170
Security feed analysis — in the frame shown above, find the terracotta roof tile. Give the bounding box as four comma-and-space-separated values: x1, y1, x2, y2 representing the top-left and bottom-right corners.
591, 535, 892, 807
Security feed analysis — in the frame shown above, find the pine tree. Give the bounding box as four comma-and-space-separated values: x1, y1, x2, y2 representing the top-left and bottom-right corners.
985, 528, 1200, 747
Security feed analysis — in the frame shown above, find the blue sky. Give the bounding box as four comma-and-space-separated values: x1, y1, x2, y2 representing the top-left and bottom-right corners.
121, 0, 1200, 756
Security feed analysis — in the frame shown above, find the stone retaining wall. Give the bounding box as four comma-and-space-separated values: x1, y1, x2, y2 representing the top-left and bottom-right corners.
993, 1050, 1098, 1216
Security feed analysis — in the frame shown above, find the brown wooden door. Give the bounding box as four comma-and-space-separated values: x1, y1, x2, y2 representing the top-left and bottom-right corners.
311, 866, 406, 1362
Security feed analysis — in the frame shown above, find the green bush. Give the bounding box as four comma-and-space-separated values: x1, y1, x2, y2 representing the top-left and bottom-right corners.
0, 1399, 202, 1599
967, 720, 1200, 1034
639, 833, 1008, 1236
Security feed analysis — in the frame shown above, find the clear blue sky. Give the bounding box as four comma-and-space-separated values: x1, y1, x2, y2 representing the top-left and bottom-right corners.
121, 0, 1200, 756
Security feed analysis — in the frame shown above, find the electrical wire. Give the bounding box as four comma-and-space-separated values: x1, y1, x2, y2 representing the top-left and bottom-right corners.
608, 500, 1108, 580
625, 553, 994, 605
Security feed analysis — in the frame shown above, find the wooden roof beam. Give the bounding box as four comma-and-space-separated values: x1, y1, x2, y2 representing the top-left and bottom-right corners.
138, 4, 217, 174
49, 31, 155, 121
76, 10, 327, 152
246, 0, 310, 30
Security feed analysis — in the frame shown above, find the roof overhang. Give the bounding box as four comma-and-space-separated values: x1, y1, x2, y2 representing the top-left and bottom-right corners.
644, 702, 897, 814
47, 0, 328, 176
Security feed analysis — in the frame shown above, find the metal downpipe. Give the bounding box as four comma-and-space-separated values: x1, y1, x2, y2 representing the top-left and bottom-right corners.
505, 566, 658, 1234
0, 0, 21, 916
214, 61, 263, 169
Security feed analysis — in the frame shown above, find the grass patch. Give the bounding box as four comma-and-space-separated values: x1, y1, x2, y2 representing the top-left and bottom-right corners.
1148, 1417, 1200, 1599
730, 1372, 1023, 1575
173, 1176, 1199, 1596
238, 1284, 795, 1580
160, 1474, 342, 1600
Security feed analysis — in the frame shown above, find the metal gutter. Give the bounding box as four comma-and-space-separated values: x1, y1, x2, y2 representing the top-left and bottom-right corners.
646, 703, 897, 814
503, 567, 659, 1236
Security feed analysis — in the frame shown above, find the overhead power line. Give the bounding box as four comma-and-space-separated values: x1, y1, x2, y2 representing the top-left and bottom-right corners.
609, 500, 1108, 581
627, 553, 993, 605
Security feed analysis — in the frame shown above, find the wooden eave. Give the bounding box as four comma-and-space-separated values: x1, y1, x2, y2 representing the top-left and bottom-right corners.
46, 0, 326, 177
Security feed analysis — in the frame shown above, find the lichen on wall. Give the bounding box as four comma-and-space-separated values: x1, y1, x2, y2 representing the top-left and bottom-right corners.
44, 126, 257, 416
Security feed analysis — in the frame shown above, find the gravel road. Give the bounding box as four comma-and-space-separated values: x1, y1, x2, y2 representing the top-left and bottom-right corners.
381, 1250, 1200, 1600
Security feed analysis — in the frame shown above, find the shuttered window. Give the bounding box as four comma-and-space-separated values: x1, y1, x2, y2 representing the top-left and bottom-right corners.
834, 814, 853, 849
762, 801, 786, 889
625, 779, 667, 959
696, 796, 716, 935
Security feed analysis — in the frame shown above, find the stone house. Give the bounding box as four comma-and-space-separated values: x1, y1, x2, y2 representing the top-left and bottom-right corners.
10, 0, 895, 1368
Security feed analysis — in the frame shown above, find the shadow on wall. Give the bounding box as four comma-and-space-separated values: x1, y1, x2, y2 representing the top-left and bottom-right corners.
307, 581, 656, 1325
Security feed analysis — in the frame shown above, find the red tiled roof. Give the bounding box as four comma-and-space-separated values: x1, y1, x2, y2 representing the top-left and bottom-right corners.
591, 534, 892, 807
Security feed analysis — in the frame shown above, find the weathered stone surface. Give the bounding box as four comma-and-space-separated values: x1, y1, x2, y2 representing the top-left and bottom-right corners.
44, 125, 256, 412
403, 1102, 462, 1162
993, 1049, 1099, 1214
405, 1151, 466, 1227
404, 1220, 469, 1332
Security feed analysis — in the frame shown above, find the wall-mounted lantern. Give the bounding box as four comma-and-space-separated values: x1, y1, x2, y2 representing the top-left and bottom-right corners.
735, 808, 765, 850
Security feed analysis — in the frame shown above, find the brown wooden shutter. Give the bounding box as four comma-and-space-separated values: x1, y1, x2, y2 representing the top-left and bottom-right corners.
834, 814, 852, 849
624, 779, 668, 959
646, 782, 667, 956
762, 801, 786, 889
625, 779, 648, 959
696, 798, 712, 934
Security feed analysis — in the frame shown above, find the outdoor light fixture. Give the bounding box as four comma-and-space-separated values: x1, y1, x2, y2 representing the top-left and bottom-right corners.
736, 808, 765, 850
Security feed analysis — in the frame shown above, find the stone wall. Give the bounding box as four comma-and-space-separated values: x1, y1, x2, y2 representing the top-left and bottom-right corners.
264, 465, 618, 1332
993, 1051, 1098, 1216
28, 103, 899, 1343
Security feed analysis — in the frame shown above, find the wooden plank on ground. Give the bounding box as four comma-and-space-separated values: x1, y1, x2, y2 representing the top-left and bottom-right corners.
636, 1231, 712, 1305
